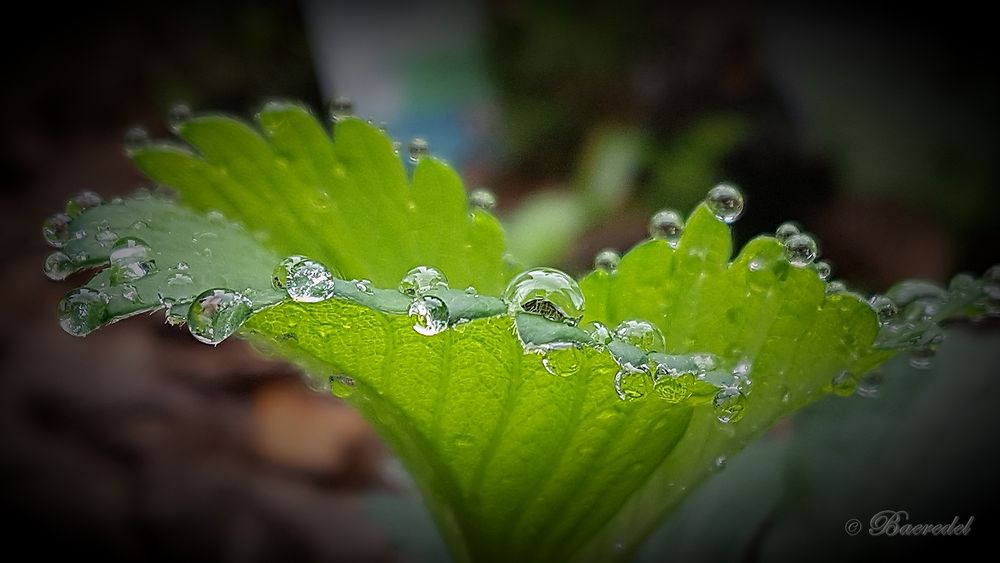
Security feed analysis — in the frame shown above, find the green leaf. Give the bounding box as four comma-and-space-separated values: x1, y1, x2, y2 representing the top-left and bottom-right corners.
44, 109, 995, 562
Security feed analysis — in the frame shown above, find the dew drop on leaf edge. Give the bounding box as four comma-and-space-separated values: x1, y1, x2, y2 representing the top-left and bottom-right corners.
504, 267, 585, 325
398, 265, 449, 297
58, 287, 111, 337
186, 288, 253, 345
705, 182, 745, 224
614, 319, 666, 353
648, 209, 684, 244
408, 295, 449, 336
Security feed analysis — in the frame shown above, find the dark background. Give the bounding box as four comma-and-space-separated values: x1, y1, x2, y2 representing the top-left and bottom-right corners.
1, 1, 997, 561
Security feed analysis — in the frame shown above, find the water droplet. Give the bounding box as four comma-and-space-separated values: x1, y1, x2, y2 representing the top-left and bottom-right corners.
594, 249, 620, 273
584, 321, 613, 347
830, 370, 856, 396
540, 344, 584, 377
109, 237, 157, 283
705, 182, 745, 224
206, 210, 226, 223
826, 280, 847, 295
652, 371, 693, 403
57, 287, 110, 336
124, 126, 150, 150
330, 375, 356, 399
614, 367, 651, 401
408, 296, 449, 336
65, 191, 103, 217
856, 370, 883, 399
174, 261, 190, 271
121, 284, 140, 303
713, 387, 746, 423
784, 233, 818, 267
714, 455, 728, 469
130, 220, 149, 230
168, 103, 192, 133
354, 279, 374, 295
465, 286, 478, 296
328, 96, 354, 121
95, 227, 119, 245
167, 272, 193, 286
648, 209, 684, 246
187, 288, 252, 345
408, 138, 429, 163
774, 221, 800, 242
273, 256, 339, 302
869, 295, 898, 325
614, 319, 666, 353
43, 251, 74, 281
42, 213, 72, 247
398, 266, 449, 297
469, 188, 497, 211
504, 267, 585, 325
814, 260, 832, 280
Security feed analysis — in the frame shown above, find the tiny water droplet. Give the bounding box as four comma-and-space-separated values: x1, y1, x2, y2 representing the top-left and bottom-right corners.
408, 138, 429, 163
186, 288, 253, 345
584, 321, 613, 347
328, 96, 354, 121
354, 279, 374, 295
167, 272, 193, 286
614, 367, 651, 401
540, 345, 584, 377
42, 213, 72, 247
713, 387, 746, 423
168, 103, 192, 133
856, 370, 883, 399
66, 191, 103, 217
206, 210, 226, 223
109, 237, 157, 283
58, 287, 111, 336
95, 228, 119, 245
451, 434, 475, 448
784, 233, 818, 267
594, 249, 620, 273
174, 261, 190, 271
830, 370, 856, 396
330, 376, 356, 399
469, 188, 497, 211
124, 126, 150, 150
398, 266, 449, 297
648, 209, 685, 246
826, 280, 847, 295
869, 295, 898, 325
614, 319, 666, 353
121, 284, 139, 303
774, 221, 800, 242
408, 296, 449, 336
814, 260, 832, 280
715, 455, 728, 469
706, 182, 745, 224
504, 267, 585, 325
274, 256, 339, 302
465, 286, 478, 295
43, 251, 74, 281
130, 220, 149, 230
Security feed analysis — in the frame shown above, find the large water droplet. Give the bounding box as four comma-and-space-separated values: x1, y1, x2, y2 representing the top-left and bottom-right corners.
187, 288, 253, 345
42, 213, 72, 247
814, 260, 832, 280
43, 252, 74, 281
109, 237, 157, 283
408, 138, 429, 163
784, 233, 818, 267
168, 103, 192, 133
274, 256, 339, 302
408, 296, 449, 336
614, 319, 666, 353
584, 321, 613, 347
66, 191, 103, 217
869, 295, 898, 325
713, 387, 746, 423
504, 267, 585, 325
774, 221, 800, 243
398, 265, 449, 297
706, 182, 745, 224
614, 367, 651, 401
58, 287, 110, 336
469, 188, 497, 211
648, 209, 685, 245
594, 249, 620, 273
